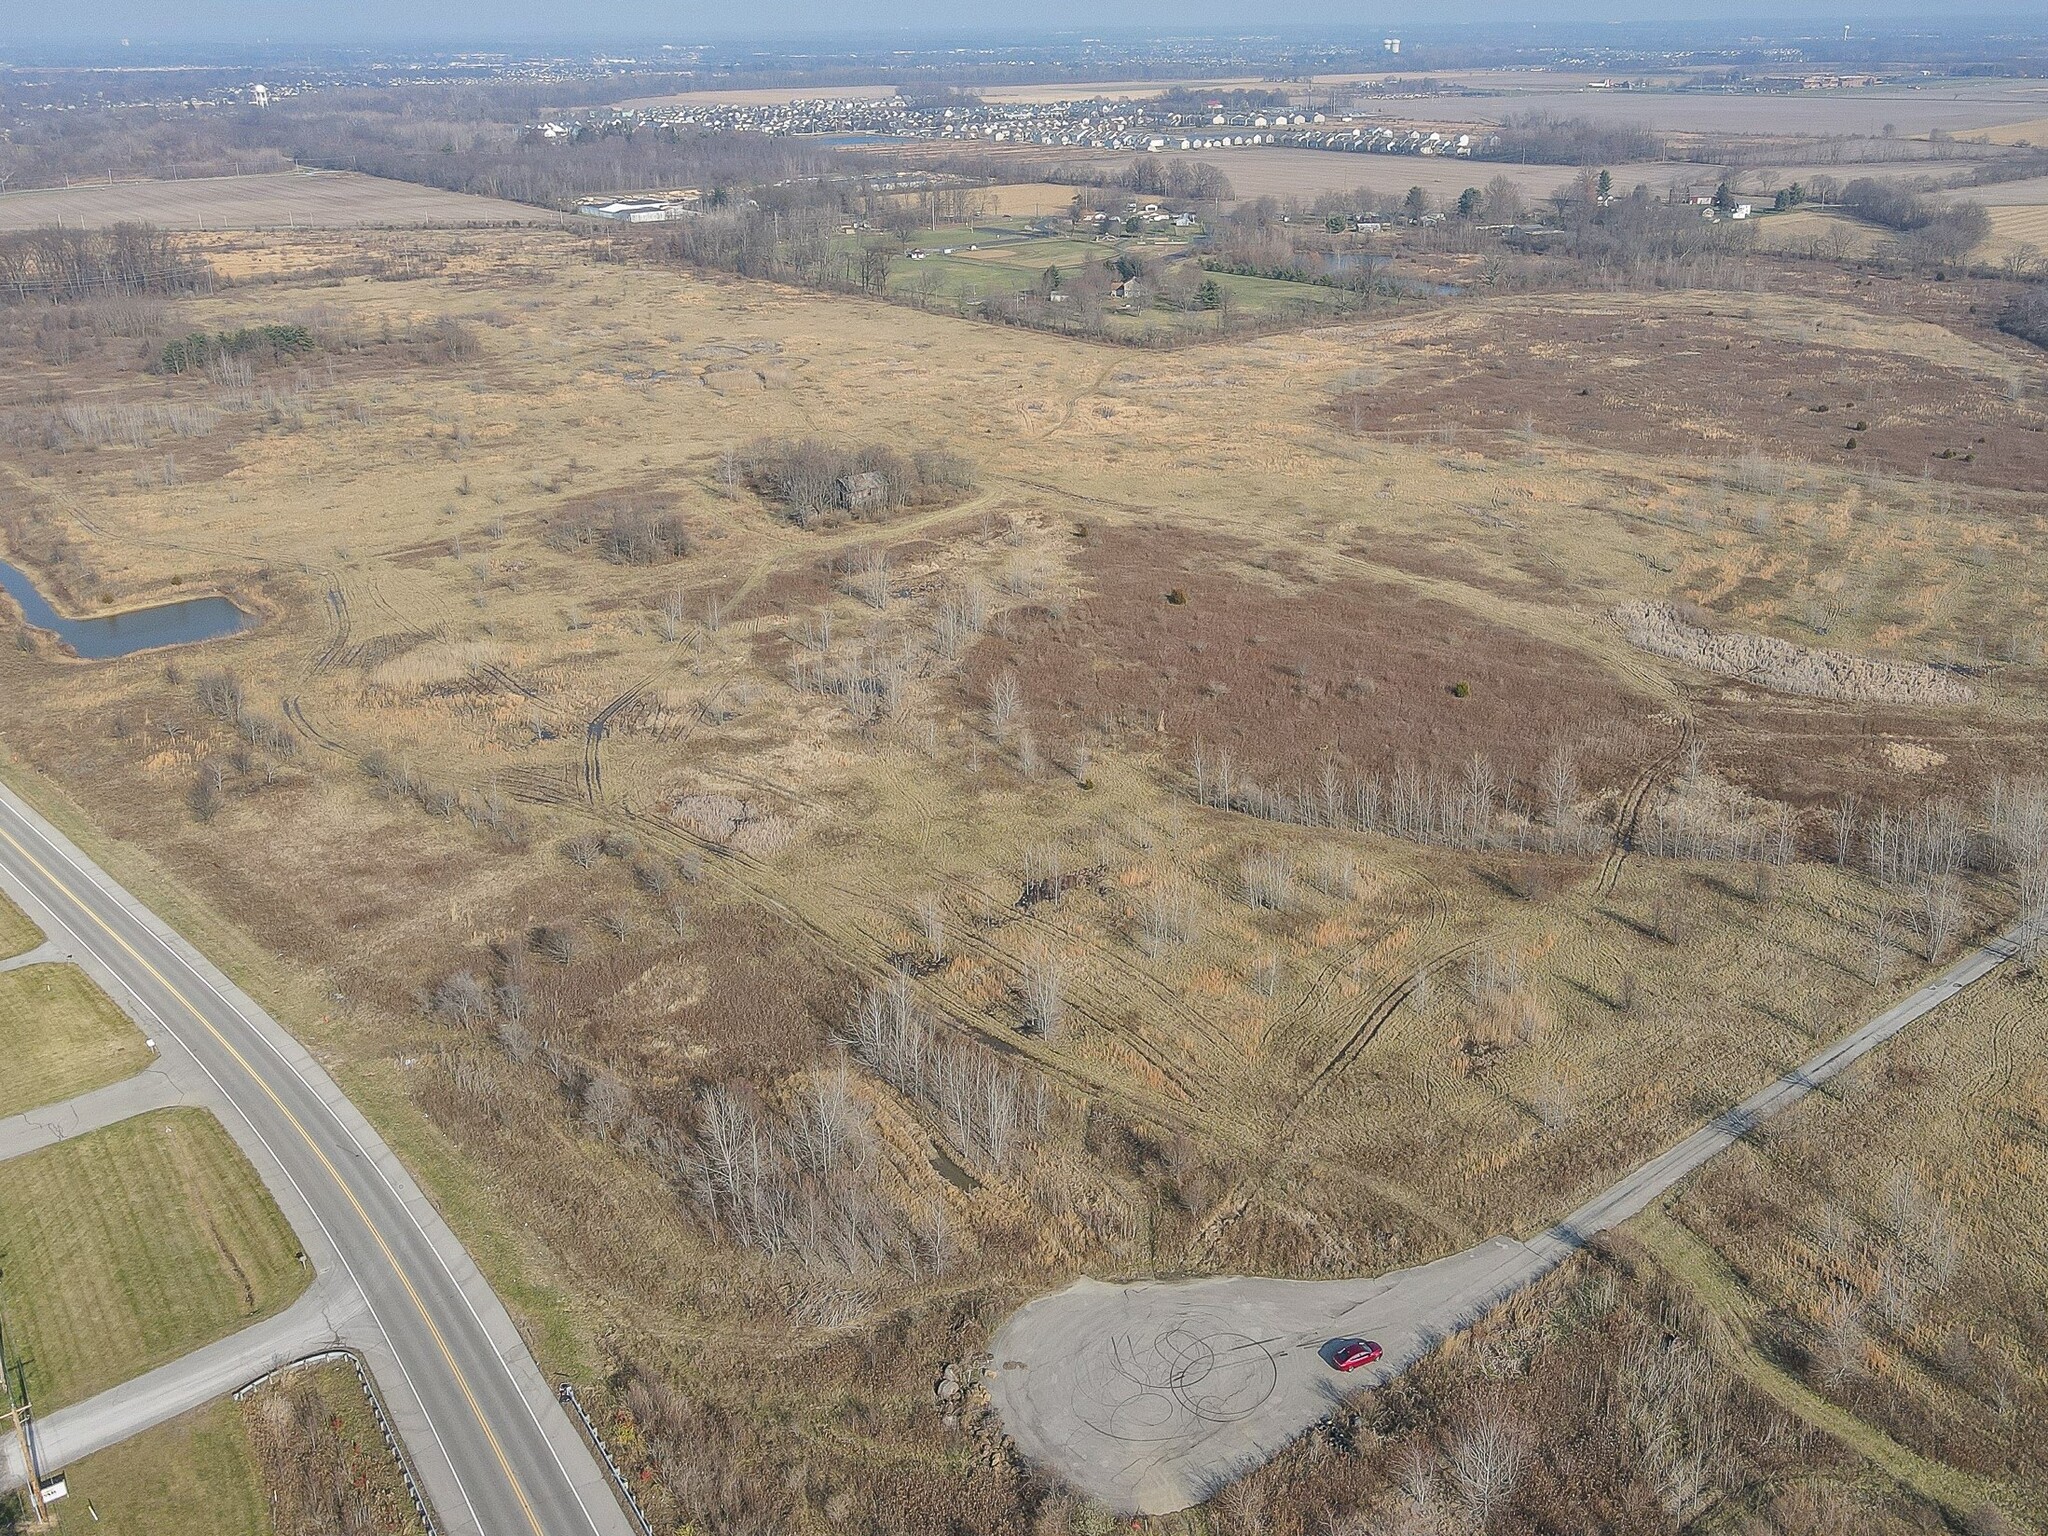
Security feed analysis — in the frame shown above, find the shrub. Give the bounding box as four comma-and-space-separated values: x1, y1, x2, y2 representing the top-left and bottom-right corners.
739, 436, 975, 529
158, 323, 315, 375
2000, 286, 2048, 350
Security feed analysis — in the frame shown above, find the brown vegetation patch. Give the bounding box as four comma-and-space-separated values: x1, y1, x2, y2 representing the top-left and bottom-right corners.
668, 791, 796, 856
1332, 303, 2047, 492
1205, 1237, 1930, 1536
969, 522, 1654, 787
1687, 686, 2044, 811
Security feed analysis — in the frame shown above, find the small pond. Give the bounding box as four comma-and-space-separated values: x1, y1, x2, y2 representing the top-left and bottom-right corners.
0, 558, 250, 659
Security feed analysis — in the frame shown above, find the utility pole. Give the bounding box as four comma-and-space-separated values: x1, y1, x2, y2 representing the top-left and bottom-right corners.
1, 1306, 52, 1531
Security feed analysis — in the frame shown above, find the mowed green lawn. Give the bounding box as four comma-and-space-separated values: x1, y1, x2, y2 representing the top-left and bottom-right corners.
879, 230, 1349, 333
0, 889, 38, 959
0, 1108, 308, 1411
0, 1394, 267, 1536
0, 964, 151, 1120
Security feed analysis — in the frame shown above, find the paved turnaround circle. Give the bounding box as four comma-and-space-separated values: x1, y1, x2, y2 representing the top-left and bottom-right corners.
1073, 1315, 1279, 1442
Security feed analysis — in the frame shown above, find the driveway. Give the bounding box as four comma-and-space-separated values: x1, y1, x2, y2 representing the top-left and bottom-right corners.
989, 926, 2022, 1513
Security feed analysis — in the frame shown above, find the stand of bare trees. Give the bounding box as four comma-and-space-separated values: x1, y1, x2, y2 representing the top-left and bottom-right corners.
1190, 741, 1603, 855
1838, 177, 1990, 271
681, 1065, 958, 1310
738, 436, 976, 529
0, 222, 208, 304
847, 979, 1046, 1171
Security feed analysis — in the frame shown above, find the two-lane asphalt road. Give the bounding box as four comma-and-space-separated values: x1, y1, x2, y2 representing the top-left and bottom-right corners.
0, 778, 634, 1536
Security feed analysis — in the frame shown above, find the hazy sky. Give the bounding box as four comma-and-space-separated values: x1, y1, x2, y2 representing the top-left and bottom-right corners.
24, 1, 2015, 49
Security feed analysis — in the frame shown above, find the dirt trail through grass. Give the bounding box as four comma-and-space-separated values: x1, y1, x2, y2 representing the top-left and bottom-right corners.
1633, 1204, 2013, 1520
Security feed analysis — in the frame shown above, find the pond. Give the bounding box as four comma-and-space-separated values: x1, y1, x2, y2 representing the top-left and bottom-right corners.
0, 558, 250, 659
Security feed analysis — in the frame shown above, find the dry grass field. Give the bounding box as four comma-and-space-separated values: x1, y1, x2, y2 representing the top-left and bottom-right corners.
0, 222, 2045, 1532
0, 171, 544, 233
1982, 115, 2048, 147
0, 963, 151, 1119
1391, 80, 2048, 136
1656, 959, 2048, 1524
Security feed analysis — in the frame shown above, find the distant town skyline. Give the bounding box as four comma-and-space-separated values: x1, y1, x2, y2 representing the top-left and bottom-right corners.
20, 2, 2034, 50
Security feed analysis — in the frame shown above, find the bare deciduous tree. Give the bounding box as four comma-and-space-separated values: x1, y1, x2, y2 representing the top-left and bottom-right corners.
1137, 882, 1198, 958
1241, 849, 1294, 911
1921, 872, 1964, 960
1019, 949, 1066, 1036
986, 669, 1023, 738
1816, 1291, 1867, 1385
1448, 1398, 1530, 1529
914, 895, 947, 965
429, 970, 492, 1026
1540, 741, 1580, 848
1833, 791, 1860, 868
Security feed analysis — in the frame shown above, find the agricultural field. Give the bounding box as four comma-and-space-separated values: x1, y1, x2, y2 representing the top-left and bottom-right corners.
0, 889, 36, 959
1060, 147, 1688, 206
0, 1109, 308, 1411
0, 171, 543, 234
1389, 79, 2048, 136
1985, 206, 2048, 269
1750, 205, 1885, 261
0, 963, 150, 1119
0, 215, 2045, 1533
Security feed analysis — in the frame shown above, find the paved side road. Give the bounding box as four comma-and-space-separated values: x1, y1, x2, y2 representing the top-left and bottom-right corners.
1, 1278, 369, 1483
0, 778, 635, 1536
990, 926, 2024, 1514
0, 1064, 190, 1161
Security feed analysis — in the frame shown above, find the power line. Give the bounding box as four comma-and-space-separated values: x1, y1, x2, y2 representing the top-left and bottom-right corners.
0, 1296, 53, 1530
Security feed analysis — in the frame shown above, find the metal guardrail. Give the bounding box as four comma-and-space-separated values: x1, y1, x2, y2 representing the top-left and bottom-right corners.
233, 1349, 439, 1536
558, 1383, 656, 1536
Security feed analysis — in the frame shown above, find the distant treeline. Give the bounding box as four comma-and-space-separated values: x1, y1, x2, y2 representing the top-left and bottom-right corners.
0, 223, 209, 304
1484, 113, 1665, 167
1044, 155, 1234, 203
1151, 87, 1294, 115
284, 116, 832, 208
2001, 288, 2048, 351
1204, 180, 1753, 290
1839, 177, 1989, 266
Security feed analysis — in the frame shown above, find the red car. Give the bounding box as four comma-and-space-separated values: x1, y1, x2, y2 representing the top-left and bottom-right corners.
1330, 1339, 1383, 1372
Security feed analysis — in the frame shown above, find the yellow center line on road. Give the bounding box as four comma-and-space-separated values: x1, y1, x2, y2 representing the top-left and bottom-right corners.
0, 817, 547, 1536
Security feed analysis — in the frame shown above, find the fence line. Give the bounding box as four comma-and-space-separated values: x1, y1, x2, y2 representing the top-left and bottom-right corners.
558, 1382, 657, 1536
233, 1348, 440, 1536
